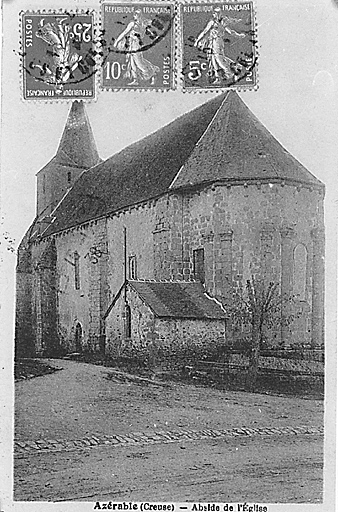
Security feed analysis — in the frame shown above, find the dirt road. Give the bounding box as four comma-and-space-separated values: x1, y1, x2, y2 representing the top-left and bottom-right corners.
14, 359, 324, 503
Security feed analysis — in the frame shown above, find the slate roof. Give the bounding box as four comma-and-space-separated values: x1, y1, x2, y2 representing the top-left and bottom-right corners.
42, 92, 323, 238
37, 100, 101, 176
129, 280, 226, 320
43, 93, 225, 236
30, 101, 101, 241
170, 92, 323, 190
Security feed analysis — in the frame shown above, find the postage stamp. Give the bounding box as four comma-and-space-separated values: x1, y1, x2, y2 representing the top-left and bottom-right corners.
21, 11, 96, 100
181, 1, 257, 90
101, 3, 175, 90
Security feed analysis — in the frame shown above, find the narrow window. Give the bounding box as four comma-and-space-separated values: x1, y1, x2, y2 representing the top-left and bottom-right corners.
75, 323, 82, 352
125, 304, 131, 338
129, 255, 137, 280
293, 244, 307, 300
74, 252, 80, 290
67, 171, 72, 184
193, 248, 205, 284
43, 174, 46, 194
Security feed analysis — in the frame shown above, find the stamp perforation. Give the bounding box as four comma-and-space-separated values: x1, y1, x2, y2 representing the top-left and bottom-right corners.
20, 8, 99, 103
99, 1, 177, 92
177, 0, 259, 93
18, 2, 260, 98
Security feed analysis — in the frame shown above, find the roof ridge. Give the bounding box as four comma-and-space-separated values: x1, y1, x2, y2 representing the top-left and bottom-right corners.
169, 92, 230, 190
40, 93, 324, 237
170, 92, 324, 191
203, 292, 227, 314
90, 93, 228, 170
244, 108, 324, 186
195, 91, 231, 147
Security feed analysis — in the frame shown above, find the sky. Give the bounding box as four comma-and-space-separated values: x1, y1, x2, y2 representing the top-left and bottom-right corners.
2, 0, 337, 337
0, 0, 337, 507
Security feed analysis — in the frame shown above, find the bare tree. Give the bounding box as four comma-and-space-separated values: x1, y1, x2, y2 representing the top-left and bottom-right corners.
224, 277, 299, 391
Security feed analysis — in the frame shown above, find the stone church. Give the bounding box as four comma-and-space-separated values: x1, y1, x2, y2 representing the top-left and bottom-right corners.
15, 92, 325, 358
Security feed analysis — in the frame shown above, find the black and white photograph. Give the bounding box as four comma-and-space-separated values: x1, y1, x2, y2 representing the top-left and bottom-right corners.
0, 0, 336, 510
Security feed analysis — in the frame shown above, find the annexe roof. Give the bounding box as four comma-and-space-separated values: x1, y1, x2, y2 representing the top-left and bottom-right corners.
42, 93, 324, 238
129, 280, 226, 320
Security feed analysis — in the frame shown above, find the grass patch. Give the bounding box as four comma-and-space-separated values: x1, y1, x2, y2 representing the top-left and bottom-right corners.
15, 359, 62, 381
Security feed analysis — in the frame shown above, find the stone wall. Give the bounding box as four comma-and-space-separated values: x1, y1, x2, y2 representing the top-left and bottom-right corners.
23, 217, 111, 355
164, 182, 325, 347
226, 353, 324, 374
105, 285, 155, 355
29, 239, 59, 356
53, 218, 109, 353
36, 164, 84, 217
16, 178, 324, 356
106, 198, 162, 290
104, 284, 226, 357
15, 239, 34, 357
154, 317, 226, 348
19, 197, 165, 355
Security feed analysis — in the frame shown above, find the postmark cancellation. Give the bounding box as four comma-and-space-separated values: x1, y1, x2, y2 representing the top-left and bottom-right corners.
101, 3, 175, 90
181, 1, 257, 91
20, 2, 258, 97
21, 11, 96, 100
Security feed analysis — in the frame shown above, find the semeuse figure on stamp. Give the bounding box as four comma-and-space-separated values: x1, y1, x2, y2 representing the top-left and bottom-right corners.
194, 7, 245, 84
34, 17, 82, 90
113, 9, 160, 86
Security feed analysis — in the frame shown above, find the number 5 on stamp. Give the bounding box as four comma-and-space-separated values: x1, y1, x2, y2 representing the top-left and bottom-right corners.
101, 3, 175, 90
181, 1, 258, 91
21, 12, 96, 100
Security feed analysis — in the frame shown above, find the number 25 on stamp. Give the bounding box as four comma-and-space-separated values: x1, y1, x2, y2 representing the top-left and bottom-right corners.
22, 12, 96, 100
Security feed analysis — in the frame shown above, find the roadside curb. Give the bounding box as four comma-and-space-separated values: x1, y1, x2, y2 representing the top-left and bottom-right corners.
14, 424, 324, 458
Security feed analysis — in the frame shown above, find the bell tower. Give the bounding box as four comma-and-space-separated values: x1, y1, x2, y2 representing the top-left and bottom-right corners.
36, 100, 100, 217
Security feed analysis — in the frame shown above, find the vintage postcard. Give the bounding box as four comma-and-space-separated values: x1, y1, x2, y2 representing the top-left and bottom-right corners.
0, 0, 337, 511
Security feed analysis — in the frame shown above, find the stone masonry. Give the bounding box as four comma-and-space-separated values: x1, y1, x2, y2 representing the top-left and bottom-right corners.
15, 93, 325, 357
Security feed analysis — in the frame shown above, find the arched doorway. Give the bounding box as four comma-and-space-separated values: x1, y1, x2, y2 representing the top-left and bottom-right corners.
75, 323, 83, 352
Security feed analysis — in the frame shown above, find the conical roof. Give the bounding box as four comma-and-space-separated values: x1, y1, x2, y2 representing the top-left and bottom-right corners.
37, 101, 100, 175
171, 91, 323, 190
43, 94, 226, 235
43, 92, 323, 237
57, 101, 100, 168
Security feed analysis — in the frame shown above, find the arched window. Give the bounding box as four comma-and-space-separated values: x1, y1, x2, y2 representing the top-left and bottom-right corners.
129, 255, 137, 280
125, 304, 131, 339
293, 244, 307, 300
193, 248, 205, 284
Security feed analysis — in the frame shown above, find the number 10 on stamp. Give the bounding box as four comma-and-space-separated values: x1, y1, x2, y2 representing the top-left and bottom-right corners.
101, 3, 175, 90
